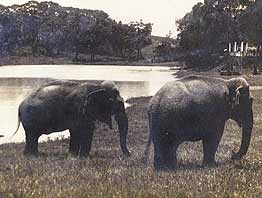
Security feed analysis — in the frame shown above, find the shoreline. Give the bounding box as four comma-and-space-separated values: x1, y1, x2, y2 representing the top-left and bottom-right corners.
0, 55, 182, 67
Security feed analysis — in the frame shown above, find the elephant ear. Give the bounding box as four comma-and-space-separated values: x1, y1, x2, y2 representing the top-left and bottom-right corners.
81, 88, 113, 127
82, 89, 105, 114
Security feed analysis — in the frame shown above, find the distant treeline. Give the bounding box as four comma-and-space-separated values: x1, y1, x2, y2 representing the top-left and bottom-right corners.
175, 0, 262, 68
0, 1, 152, 61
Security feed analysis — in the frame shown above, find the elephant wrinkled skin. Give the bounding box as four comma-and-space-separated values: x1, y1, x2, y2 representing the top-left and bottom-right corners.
13, 80, 130, 158
144, 75, 253, 170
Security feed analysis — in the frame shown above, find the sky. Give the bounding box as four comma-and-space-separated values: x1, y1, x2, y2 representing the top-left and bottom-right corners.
0, 0, 203, 37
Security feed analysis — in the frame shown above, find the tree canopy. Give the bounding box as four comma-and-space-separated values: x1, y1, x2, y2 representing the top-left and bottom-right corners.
239, 0, 262, 46
175, 0, 260, 68
176, 0, 256, 53
0, 1, 152, 61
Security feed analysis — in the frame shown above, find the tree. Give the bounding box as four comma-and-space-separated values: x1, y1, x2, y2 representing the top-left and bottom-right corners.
239, 0, 262, 45
110, 20, 152, 60
111, 21, 129, 58
127, 20, 152, 60
176, 0, 255, 53
38, 2, 67, 57
16, 1, 42, 56
84, 10, 112, 61
154, 33, 176, 62
176, 0, 255, 69
0, 15, 19, 55
239, 0, 262, 74
0, 1, 153, 62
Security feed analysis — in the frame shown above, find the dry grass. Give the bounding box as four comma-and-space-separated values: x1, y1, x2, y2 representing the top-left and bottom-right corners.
1, 79, 262, 197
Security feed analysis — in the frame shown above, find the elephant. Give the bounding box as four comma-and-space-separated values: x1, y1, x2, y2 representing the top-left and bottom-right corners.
144, 75, 253, 170
12, 80, 130, 158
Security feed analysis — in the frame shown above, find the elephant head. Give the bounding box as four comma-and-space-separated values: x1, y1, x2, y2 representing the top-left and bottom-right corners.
227, 78, 253, 160
81, 81, 130, 157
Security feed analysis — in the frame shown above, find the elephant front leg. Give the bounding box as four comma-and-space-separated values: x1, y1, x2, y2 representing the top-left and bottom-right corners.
202, 135, 222, 166
69, 123, 95, 158
79, 130, 94, 158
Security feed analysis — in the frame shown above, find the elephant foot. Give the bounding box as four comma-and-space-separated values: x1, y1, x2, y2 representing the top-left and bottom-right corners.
79, 151, 90, 159
154, 161, 176, 171
67, 154, 79, 160
23, 145, 39, 157
123, 150, 131, 157
23, 150, 39, 158
38, 152, 47, 157
154, 165, 176, 171
202, 160, 218, 168
231, 151, 244, 161
68, 150, 79, 158
79, 155, 89, 160
154, 154, 177, 171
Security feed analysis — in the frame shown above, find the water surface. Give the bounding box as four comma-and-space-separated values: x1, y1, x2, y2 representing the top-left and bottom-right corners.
0, 65, 177, 143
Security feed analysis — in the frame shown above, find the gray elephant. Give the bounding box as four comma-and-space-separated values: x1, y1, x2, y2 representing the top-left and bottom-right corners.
13, 80, 130, 158
144, 75, 253, 170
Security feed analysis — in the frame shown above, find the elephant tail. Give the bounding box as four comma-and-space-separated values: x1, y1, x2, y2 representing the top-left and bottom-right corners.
142, 131, 152, 164
142, 110, 154, 165
10, 111, 21, 138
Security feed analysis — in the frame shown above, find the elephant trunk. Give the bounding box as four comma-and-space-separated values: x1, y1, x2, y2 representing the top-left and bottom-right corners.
232, 106, 253, 160
114, 102, 130, 157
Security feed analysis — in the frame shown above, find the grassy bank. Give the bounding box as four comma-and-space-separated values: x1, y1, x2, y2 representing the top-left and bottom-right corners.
1, 77, 262, 197
0, 55, 180, 67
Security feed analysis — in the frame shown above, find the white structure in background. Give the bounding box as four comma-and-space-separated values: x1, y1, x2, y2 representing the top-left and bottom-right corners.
241, 42, 244, 52
226, 42, 261, 57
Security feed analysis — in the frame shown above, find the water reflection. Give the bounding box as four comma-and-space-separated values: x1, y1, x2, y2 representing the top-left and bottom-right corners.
0, 65, 174, 81
0, 65, 176, 143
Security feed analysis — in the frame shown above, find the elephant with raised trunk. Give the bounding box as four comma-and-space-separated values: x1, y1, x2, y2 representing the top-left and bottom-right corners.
144, 75, 253, 170
13, 80, 130, 158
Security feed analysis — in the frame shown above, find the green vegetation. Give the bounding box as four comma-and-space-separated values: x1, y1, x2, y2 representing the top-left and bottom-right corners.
175, 0, 262, 69
0, 1, 152, 64
176, 0, 255, 52
1, 0, 262, 69
1, 75, 262, 197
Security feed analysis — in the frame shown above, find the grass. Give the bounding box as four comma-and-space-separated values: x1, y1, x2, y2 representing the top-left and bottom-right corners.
0, 54, 179, 67
1, 77, 262, 197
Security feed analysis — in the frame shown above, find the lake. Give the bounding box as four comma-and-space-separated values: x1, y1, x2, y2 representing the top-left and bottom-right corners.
0, 65, 177, 143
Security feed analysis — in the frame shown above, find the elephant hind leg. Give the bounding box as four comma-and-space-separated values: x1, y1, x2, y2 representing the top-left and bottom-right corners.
153, 141, 164, 170
23, 130, 40, 156
162, 140, 177, 170
69, 131, 81, 157
154, 133, 177, 170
